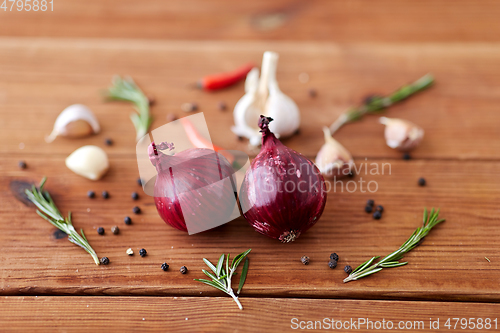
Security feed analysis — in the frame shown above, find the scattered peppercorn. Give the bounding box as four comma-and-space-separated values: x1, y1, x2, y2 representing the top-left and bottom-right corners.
330, 253, 339, 261
237, 136, 244, 141
373, 211, 382, 220
132, 206, 141, 214
100, 257, 110, 265
328, 260, 337, 269
102, 191, 109, 199
166, 113, 177, 122
126, 248, 134, 256
181, 102, 198, 112
344, 265, 352, 274
376, 205, 384, 212
418, 178, 426, 186
148, 96, 156, 106
161, 263, 169, 271
18, 161, 27, 169
97, 227, 105, 235
218, 101, 227, 111
300, 256, 310, 265
308, 88, 317, 98
87, 190, 95, 198
111, 226, 119, 235
139, 248, 147, 257
365, 205, 373, 213
131, 192, 139, 200
366, 199, 374, 206
104, 138, 113, 146
403, 153, 411, 160
137, 178, 143, 186
348, 171, 355, 178
180, 266, 188, 274
124, 216, 132, 225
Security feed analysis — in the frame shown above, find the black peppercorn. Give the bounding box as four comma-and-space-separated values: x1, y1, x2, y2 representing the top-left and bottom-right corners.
100, 257, 110, 265
418, 178, 426, 186
330, 253, 339, 261
133, 206, 141, 214
124, 216, 132, 225
403, 153, 411, 160
111, 226, 119, 235
131, 192, 139, 200
218, 101, 227, 111
344, 265, 352, 274
161, 263, 169, 271
376, 205, 384, 212
139, 248, 147, 257
102, 191, 109, 199
18, 161, 27, 169
308, 88, 317, 98
180, 266, 188, 274
97, 227, 105, 235
137, 178, 143, 186
373, 211, 382, 220
365, 205, 373, 213
87, 190, 95, 198
328, 260, 337, 269
104, 138, 113, 146
301, 256, 310, 265
366, 199, 374, 206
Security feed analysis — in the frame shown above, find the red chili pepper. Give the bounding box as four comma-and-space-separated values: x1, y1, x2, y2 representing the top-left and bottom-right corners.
197, 62, 255, 91
180, 117, 235, 164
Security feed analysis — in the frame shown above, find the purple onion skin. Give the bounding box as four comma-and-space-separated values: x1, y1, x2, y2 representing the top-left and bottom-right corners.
239, 117, 327, 243
149, 143, 236, 232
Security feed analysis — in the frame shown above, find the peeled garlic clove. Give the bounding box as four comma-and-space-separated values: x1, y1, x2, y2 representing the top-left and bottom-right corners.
315, 127, 354, 178
46, 104, 100, 142
379, 117, 424, 151
65, 145, 109, 180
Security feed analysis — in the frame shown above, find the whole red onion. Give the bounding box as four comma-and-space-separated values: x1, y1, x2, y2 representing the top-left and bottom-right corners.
148, 141, 236, 233
239, 116, 327, 242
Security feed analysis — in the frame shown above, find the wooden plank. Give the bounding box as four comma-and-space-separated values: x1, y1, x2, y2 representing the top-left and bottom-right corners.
1, 156, 499, 300
0, 1, 500, 43
1, 296, 499, 332
0, 38, 500, 160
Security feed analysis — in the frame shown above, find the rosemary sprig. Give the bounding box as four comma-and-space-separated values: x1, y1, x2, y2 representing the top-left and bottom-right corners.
329, 74, 434, 135
25, 177, 100, 265
105, 75, 152, 141
344, 208, 445, 283
194, 249, 251, 310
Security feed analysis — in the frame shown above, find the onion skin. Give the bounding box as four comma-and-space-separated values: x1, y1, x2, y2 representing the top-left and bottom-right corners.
239, 116, 327, 242
149, 142, 236, 233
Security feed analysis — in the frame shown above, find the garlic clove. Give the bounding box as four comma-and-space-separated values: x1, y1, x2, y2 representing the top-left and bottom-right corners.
244, 67, 260, 93
315, 127, 354, 178
266, 91, 300, 138
65, 145, 109, 181
46, 104, 100, 143
379, 117, 424, 151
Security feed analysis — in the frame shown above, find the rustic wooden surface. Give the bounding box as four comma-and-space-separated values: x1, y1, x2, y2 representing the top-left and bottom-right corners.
1, 1, 500, 331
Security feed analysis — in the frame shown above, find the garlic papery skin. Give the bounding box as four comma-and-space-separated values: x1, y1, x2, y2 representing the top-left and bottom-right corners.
379, 117, 424, 151
46, 104, 100, 143
315, 127, 354, 178
65, 145, 109, 181
232, 51, 300, 147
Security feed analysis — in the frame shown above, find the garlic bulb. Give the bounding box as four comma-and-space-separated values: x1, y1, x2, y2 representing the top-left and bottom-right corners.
65, 145, 109, 180
379, 117, 424, 151
46, 104, 100, 143
315, 127, 354, 178
232, 51, 300, 147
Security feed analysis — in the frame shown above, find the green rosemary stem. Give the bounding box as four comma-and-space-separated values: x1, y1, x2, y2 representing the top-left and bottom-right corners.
105, 76, 152, 141
25, 177, 100, 266
329, 74, 434, 135
343, 208, 445, 283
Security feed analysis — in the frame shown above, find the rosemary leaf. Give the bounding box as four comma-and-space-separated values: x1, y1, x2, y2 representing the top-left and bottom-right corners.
203, 258, 217, 274
344, 208, 445, 283
216, 254, 225, 277
237, 257, 249, 295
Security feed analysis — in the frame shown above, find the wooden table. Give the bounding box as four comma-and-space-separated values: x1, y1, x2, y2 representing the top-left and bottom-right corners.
1, 1, 499, 332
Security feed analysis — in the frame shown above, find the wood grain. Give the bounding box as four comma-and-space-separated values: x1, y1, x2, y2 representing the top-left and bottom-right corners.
1, 155, 499, 300
1, 39, 500, 160
1, 1, 500, 43
1, 296, 499, 332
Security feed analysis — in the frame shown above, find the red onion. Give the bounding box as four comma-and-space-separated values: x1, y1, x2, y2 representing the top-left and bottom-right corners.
148, 141, 236, 233
239, 116, 327, 242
